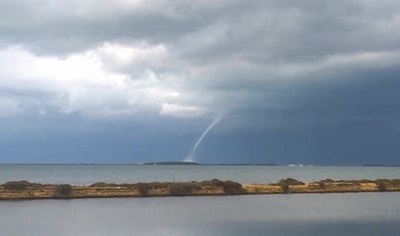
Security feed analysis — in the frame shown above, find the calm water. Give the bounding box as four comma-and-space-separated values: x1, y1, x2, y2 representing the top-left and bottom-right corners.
1, 165, 400, 235
0, 164, 399, 185
1, 193, 400, 235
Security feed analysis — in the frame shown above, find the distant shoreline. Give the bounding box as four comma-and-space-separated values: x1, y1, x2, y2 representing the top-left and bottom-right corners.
141, 161, 279, 166
1, 178, 399, 201
1, 163, 400, 167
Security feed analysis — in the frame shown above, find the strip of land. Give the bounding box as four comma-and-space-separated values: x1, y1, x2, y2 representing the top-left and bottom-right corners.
1, 178, 399, 200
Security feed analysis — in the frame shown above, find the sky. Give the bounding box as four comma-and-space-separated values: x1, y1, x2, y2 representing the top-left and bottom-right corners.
1, 0, 400, 165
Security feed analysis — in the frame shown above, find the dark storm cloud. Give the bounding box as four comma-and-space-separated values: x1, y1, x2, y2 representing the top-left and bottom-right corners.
2, 0, 399, 59
0, 0, 400, 164
174, 0, 400, 63
0, 0, 227, 54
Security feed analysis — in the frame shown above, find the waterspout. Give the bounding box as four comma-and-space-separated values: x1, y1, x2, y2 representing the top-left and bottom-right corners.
184, 113, 225, 162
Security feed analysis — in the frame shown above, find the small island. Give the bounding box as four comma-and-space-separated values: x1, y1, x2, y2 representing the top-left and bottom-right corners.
142, 161, 199, 165
1, 178, 399, 200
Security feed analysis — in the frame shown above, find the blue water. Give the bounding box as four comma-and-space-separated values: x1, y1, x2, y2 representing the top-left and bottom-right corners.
0, 164, 399, 185
1, 165, 400, 235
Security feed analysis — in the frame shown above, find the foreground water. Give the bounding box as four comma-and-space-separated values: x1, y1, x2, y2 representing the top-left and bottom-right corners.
1, 193, 399, 236
1, 164, 400, 185
1, 165, 400, 235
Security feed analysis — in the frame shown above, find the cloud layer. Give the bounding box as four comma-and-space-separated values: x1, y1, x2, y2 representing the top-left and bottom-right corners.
1, 0, 400, 163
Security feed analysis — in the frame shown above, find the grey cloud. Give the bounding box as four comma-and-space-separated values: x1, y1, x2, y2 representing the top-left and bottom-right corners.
2, 0, 398, 58
173, 0, 400, 64
1, 0, 400, 163
0, 0, 223, 54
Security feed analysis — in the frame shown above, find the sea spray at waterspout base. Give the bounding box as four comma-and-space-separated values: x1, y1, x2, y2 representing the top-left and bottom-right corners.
184, 114, 224, 162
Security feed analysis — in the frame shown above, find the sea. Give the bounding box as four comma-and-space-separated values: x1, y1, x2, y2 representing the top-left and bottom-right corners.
1, 164, 400, 236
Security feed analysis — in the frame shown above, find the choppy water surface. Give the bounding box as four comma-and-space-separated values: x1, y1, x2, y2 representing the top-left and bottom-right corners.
1, 193, 400, 236
0, 164, 399, 185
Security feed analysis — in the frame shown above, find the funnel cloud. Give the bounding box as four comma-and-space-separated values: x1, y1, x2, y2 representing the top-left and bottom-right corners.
185, 113, 225, 162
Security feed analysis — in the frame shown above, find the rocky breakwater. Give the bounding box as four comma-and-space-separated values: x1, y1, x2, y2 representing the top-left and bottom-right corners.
1, 178, 400, 200
0, 179, 245, 200
244, 178, 400, 194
